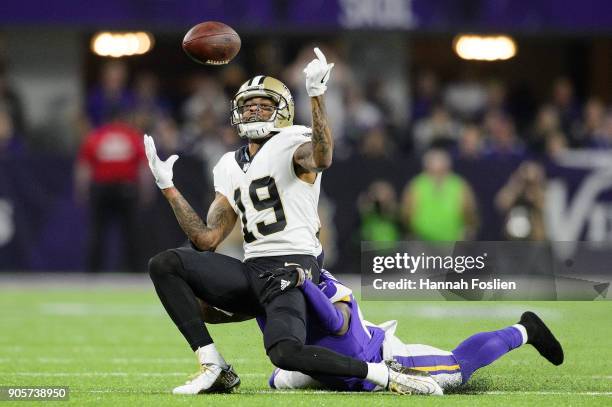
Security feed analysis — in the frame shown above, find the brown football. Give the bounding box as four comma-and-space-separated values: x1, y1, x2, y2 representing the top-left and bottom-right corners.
182, 21, 241, 65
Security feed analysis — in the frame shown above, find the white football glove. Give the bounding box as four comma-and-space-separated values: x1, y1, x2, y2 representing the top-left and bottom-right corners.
144, 134, 179, 190
303, 47, 335, 97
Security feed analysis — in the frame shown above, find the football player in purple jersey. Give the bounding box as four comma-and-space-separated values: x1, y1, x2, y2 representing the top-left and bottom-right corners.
264, 269, 563, 392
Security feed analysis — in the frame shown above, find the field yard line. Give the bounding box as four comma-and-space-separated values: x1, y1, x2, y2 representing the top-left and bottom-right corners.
6, 369, 612, 380
6, 371, 612, 381
5, 357, 257, 364
7, 372, 267, 377
413, 305, 561, 320
40, 303, 164, 317
108, 357, 255, 364
481, 391, 612, 396
243, 390, 612, 396
76, 389, 612, 396
489, 374, 612, 380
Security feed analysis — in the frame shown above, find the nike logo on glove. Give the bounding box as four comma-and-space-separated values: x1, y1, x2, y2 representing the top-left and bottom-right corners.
321, 70, 331, 84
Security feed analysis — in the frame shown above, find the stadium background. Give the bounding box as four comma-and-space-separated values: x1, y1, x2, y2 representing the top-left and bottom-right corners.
0, 0, 611, 273
0, 1, 611, 405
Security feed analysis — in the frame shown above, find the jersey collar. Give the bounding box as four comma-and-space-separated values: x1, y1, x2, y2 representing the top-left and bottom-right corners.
233, 135, 276, 173
234, 145, 251, 172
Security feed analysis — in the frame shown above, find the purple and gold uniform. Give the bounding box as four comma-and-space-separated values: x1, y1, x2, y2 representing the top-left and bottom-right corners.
300, 270, 385, 391
270, 270, 528, 391
262, 269, 384, 390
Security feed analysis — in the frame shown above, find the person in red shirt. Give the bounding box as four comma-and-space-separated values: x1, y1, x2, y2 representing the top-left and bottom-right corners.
75, 115, 149, 272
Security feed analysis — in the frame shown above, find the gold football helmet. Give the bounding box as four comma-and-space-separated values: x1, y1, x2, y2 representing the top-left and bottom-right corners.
231, 75, 294, 139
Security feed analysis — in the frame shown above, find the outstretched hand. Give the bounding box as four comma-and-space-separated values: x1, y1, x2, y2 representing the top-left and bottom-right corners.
303, 47, 334, 97
144, 134, 179, 190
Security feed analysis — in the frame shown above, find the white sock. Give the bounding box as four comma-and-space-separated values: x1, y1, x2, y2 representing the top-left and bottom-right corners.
195, 344, 228, 368
513, 324, 528, 345
366, 362, 389, 387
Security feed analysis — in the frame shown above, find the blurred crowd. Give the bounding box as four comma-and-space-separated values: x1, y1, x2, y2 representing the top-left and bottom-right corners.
2, 46, 608, 163
1, 42, 611, 271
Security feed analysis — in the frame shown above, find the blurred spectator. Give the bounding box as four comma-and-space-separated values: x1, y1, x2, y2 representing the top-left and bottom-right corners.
152, 116, 181, 158
545, 130, 569, 160
550, 76, 581, 144
86, 60, 134, 127
412, 104, 461, 153
482, 80, 509, 116
0, 106, 24, 156
182, 106, 240, 178
220, 64, 248, 97
454, 124, 485, 161
410, 70, 439, 122
359, 126, 395, 160
196, 125, 241, 175
365, 77, 395, 126
577, 98, 607, 147
528, 105, 561, 155
0, 61, 26, 138
182, 74, 228, 134
180, 72, 234, 173
36, 94, 90, 153
345, 85, 383, 145
443, 70, 487, 121
483, 111, 526, 160
284, 45, 352, 149
74, 114, 149, 272
401, 149, 479, 241
317, 194, 339, 266
131, 71, 171, 134
253, 41, 284, 78
495, 161, 546, 240
358, 180, 401, 242
163, 106, 238, 178
589, 110, 612, 149
182, 106, 219, 151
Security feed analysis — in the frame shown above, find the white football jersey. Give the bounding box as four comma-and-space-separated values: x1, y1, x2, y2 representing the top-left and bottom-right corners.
213, 125, 323, 259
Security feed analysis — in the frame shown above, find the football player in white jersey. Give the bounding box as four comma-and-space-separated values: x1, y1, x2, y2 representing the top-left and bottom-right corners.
145, 48, 431, 396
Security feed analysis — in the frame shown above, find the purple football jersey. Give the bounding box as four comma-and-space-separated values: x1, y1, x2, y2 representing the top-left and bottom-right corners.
304, 270, 385, 391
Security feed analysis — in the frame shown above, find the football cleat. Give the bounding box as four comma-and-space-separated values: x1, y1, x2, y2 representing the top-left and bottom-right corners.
519, 311, 564, 365
386, 360, 443, 396
214, 365, 241, 392
172, 364, 240, 395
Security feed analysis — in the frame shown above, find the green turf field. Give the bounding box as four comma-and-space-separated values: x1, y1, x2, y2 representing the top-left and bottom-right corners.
1, 284, 610, 406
